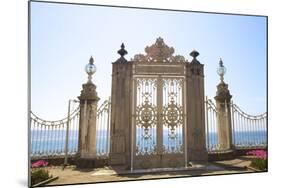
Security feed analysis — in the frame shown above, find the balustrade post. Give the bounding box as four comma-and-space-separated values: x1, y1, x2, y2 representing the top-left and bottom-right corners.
109, 44, 132, 167
77, 56, 100, 168
214, 59, 233, 151
63, 99, 72, 167
186, 50, 208, 163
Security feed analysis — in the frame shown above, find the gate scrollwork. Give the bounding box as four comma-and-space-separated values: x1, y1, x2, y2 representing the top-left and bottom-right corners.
136, 93, 157, 132
163, 95, 183, 132
162, 78, 184, 153
135, 77, 184, 155
136, 78, 157, 155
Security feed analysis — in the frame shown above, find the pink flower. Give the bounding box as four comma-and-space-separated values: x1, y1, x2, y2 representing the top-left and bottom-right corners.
247, 150, 267, 160
31, 160, 49, 168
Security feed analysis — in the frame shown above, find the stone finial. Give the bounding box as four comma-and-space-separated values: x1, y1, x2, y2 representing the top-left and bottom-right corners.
118, 43, 128, 57
115, 43, 128, 63
190, 50, 200, 63
190, 50, 199, 58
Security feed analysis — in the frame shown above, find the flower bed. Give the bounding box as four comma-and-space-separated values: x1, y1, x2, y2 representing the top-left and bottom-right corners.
31, 160, 53, 186
247, 150, 267, 171
32, 159, 49, 168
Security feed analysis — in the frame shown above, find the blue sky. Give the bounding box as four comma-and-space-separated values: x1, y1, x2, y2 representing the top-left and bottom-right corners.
30, 2, 267, 120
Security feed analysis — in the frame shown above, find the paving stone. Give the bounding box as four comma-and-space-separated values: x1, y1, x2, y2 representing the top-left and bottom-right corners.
45, 157, 258, 186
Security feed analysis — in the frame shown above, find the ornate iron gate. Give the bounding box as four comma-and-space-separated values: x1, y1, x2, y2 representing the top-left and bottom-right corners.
132, 75, 186, 169
110, 37, 207, 169
134, 77, 185, 155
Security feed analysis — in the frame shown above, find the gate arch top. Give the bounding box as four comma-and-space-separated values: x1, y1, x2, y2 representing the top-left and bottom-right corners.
132, 37, 186, 63
131, 37, 191, 77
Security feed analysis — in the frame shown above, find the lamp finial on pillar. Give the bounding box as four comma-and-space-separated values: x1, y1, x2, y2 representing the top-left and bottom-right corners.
214, 58, 233, 150
77, 56, 100, 168
85, 55, 97, 84
217, 58, 226, 83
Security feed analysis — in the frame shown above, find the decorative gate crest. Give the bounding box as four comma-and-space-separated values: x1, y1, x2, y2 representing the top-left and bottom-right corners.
133, 37, 186, 63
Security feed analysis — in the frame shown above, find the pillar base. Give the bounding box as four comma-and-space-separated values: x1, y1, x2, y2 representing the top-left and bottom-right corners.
76, 158, 96, 168
208, 149, 235, 161
188, 148, 208, 162
109, 153, 127, 166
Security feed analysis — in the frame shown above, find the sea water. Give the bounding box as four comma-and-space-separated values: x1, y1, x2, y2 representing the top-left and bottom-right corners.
30, 130, 267, 155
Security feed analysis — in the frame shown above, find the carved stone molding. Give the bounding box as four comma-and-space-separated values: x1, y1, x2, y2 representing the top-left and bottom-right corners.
78, 83, 100, 102
215, 82, 232, 102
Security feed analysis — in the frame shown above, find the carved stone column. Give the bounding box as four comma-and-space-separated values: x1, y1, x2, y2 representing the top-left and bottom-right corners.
215, 78, 233, 150
186, 50, 208, 163
77, 57, 100, 168
109, 44, 133, 166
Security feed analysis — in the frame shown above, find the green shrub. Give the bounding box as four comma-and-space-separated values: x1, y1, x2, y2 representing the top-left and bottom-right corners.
31, 168, 52, 185
250, 158, 268, 170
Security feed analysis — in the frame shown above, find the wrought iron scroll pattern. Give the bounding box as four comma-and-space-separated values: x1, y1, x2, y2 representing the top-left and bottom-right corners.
136, 78, 157, 155
162, 78, 184, 153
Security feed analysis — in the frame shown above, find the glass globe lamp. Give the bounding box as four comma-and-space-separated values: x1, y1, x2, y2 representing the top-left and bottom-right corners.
85, 56, 96, 83
217, 58, 226, 82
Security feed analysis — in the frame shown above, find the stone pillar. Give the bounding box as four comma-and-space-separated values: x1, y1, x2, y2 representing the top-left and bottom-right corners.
215, 81, 232, 150
77, 57, 100, 168
109, 44, 132, 167
186, 50, 208, 163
